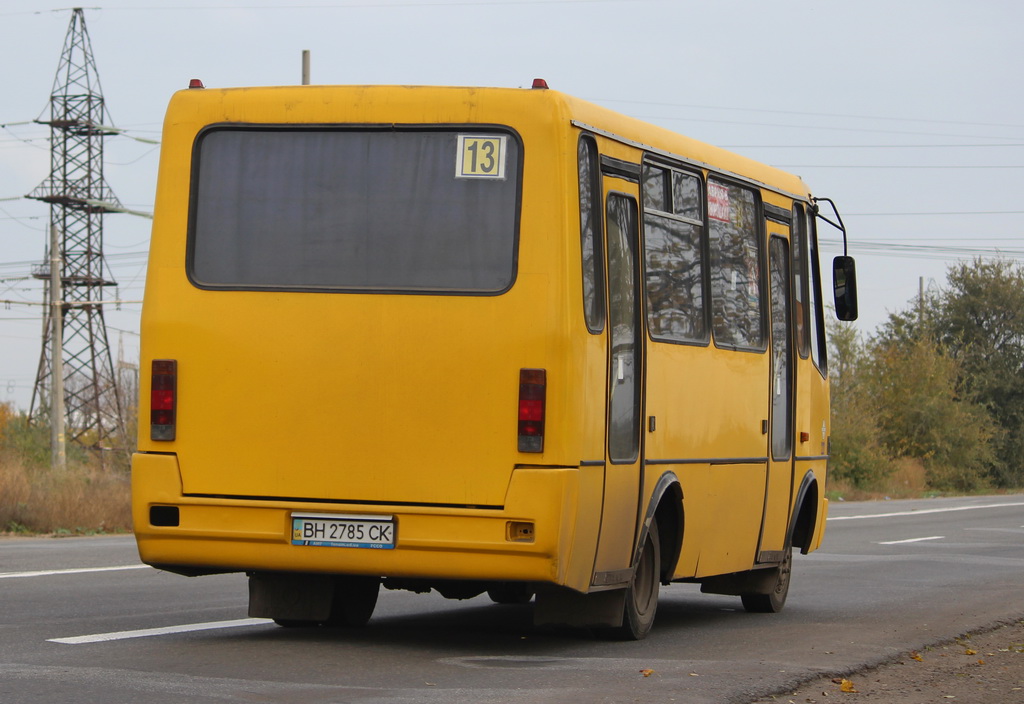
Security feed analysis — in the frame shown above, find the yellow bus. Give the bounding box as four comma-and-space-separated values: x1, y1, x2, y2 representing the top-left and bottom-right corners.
132, 79, 857, 639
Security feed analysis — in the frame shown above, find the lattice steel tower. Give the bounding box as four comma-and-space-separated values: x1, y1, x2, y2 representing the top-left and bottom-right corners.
27, 8, 124, 447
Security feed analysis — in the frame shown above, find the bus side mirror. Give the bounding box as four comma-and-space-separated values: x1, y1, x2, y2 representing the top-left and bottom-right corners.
833, 256, 858, 321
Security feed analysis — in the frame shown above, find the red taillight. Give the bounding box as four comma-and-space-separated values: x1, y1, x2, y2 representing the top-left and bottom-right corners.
518, 368, 546, 453
151, 359, 177, 441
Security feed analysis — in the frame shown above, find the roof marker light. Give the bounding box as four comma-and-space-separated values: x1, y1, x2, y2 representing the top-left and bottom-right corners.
188, 79, 205, 89
531, 78, 549, 89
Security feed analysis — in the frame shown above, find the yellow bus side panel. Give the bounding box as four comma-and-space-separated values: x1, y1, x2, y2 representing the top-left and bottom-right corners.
644, 340, 769, 578
794, 352, 830, 553
670, 464, 766, 579
812, 497, 829, 552
644, 343, 769, 461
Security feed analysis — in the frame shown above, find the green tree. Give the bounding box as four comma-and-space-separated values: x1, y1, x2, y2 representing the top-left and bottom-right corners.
934, 259, 1024, 488
827, 318, 895, 489
867, 334, 994, 492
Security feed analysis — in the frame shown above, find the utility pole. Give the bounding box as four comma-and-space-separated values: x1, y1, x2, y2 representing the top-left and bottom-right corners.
27, 8, 124, 454
919, 276, 924, 327
49, 224, 66, 469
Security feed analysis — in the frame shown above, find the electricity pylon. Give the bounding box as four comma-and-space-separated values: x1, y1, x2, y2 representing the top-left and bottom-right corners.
27, 7, 124, 450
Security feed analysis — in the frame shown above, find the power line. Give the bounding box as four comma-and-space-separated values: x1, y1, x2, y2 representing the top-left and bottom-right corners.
725, 144, 1024, 149
639, 114, 1023, 142
595, 98, 1024, 132
847, 211, 1024, 217
0, 1, 646, 17
775, 164, 1024, 169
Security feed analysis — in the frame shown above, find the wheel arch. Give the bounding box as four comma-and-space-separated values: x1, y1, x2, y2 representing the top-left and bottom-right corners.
636, 471, 683, 584
787, 469, 820, 555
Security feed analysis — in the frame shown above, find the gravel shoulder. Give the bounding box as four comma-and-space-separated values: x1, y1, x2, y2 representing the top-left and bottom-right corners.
749, 617, 1024, 703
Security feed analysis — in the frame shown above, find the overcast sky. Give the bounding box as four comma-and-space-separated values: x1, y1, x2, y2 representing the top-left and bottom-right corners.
1, 0, 1022, 411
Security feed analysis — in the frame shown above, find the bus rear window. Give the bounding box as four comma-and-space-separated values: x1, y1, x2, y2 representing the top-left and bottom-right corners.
188, 127, 521, 293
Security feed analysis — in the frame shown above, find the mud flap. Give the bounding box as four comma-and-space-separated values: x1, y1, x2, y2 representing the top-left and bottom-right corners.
699, 567, 777, 596
248, 572, 334, 621
533, 585, 626, 629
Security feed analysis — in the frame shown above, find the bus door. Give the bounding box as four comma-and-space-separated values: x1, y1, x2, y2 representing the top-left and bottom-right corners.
591, 169, 645, 587
759, 231, 795, 559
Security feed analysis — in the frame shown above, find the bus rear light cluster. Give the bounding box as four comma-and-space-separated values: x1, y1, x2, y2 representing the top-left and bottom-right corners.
517, 368, 546, 453
151, 359, 177, 441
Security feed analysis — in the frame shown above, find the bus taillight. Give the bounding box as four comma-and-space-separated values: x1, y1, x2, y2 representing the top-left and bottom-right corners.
518, 368, 546, 453
151, 359, 177, 441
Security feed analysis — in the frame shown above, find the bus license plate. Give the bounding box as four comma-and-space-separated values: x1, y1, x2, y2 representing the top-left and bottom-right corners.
291, 513, 395, 549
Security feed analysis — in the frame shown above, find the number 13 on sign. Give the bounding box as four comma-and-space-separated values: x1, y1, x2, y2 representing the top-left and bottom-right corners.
456, 135, 507, 179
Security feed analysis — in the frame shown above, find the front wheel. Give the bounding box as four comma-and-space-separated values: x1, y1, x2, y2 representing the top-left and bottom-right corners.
741, 546, 792, 613
603, 521, 661, 640
273, 619, 318, 628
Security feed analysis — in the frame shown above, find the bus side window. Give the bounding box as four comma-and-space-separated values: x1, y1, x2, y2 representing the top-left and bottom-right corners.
578, 135, 605, 333
708, 179, 764, 350
641, 163, 708, 344
792, 203, 811, 359
805, 208, 828, 376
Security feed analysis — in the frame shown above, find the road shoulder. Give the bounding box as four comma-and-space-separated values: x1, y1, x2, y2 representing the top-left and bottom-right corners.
749, 617, 1024, 703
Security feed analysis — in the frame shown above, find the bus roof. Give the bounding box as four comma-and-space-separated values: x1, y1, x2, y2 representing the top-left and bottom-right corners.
168, 82, 812, 201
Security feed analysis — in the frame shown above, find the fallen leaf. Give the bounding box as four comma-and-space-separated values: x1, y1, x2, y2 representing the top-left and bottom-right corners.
839, 679, 859, 693
688, 672, 699, 677
910, 651, 924, 662
965, 648, 977, 655
977, 659, 985, 665
639, 669, 655, 677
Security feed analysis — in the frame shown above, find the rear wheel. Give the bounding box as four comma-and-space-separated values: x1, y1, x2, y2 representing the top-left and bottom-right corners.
268, 575, 380, 628
324, 575, 380, 627
487, 582, 535, 605
603, 521, 660, 640
741, 546, 792, 613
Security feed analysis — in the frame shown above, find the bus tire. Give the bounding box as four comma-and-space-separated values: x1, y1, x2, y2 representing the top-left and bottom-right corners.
273, 619, 318, 628
741, 546, 792, 613
604, 521, 660, 640
324, 575, 381, 627
487, 582, 535, 604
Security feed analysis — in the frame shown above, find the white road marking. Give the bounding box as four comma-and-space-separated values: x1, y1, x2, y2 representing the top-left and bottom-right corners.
877, 536, 945, 545
828, 501, 1024, 521
48, 618, 272, 645
0, 564, 150, 580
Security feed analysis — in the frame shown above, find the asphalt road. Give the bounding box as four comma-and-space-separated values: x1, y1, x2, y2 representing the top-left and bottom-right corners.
1, 495, 1022, 703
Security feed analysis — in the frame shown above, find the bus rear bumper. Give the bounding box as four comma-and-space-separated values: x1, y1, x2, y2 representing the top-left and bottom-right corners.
131, 452, 600, 591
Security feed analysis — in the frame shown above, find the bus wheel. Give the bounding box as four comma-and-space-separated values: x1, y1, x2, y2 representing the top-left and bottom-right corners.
487, 582, 535, 604
325, 575, 381, 627
604, 521, 661, 640
741, 546, 792, 613
273, 619, 318, 628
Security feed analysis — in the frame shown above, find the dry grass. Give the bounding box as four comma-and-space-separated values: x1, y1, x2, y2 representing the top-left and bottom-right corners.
827, 458, 933, 502
0, 404, 133, 535
0, 455, 132, 535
